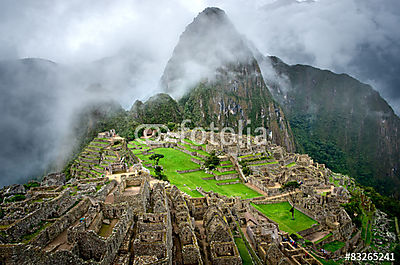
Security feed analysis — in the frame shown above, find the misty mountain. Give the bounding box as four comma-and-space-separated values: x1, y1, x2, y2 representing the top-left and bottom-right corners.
0, 52, 147, 187
161, 7, 295, 152
130, 93, 182, 124
261, 56, 400, 197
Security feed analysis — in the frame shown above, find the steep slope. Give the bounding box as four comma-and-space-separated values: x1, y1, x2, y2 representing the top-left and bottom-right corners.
161, 7, 295, 152
261, 56, 400, 197
130, 93, 182, 124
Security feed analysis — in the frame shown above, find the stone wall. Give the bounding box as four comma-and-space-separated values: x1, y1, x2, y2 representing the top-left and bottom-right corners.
216, 181, 240, 186
2, 190, 76, 242
214, 173, 238, 181
29, 197, 91, 248
217, 166, 235, 173
297, 224, 322, 238
191, 157, 203, 165
176, 168, 202, 174
94, 180, 117, 201
174, 146, 196, 157
69, 204, 133, 264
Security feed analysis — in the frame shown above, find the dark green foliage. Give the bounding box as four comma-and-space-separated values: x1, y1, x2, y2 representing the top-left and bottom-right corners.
242, 166, 251, 176
4, 194, 26, 203
23, 181, 40, 190
0, 207, 4, 219
204, 151, 220, 169
290, 115, 350, 175
394, 244, 400, 263
130, 93, 182, 124
149, 154, 165, 165
154, 165, 168, 181
342, 197, 363, 228
63, 160, 74, 181
167, 122, 177, 131
280, 181, 300, 192
268, 57, 400, 198
361, 186, 400, 220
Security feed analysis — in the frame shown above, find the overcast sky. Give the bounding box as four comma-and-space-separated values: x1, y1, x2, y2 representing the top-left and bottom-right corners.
0, 0, 399, 113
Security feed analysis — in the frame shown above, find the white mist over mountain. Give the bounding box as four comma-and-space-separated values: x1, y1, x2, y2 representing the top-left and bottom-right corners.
0, 0, 399, 187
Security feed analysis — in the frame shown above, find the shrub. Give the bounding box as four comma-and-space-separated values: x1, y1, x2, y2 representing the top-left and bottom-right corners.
4, 194, 26, 203
205, 151, 220, 169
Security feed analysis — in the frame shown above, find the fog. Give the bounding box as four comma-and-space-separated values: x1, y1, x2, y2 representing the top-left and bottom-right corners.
0, 0, 399, 186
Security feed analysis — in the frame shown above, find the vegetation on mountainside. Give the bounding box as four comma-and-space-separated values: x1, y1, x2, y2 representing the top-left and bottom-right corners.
269, 57, 400, 198
130, 93, 182, 124
4, 194, 26, 203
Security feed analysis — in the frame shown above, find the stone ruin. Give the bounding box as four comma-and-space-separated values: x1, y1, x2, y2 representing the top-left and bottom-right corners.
0, 130, 364, 264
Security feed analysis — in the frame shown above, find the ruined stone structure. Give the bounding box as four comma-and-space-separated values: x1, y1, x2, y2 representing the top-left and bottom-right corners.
0, 130, 362, 264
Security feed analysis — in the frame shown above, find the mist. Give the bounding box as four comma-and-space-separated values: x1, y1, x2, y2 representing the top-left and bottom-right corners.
0, 0, 399, 187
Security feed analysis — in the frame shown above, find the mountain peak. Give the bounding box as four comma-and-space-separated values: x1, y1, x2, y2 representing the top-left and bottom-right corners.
195, 7, 227, 21
161, 7, 253, 98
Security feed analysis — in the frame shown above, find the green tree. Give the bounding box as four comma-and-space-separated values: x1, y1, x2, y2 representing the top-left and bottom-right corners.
204, 151, 220, 170
149, 154, 165, 165
154, 165, 168, 181
242, 166, 251, 176
280, 181, 301, 220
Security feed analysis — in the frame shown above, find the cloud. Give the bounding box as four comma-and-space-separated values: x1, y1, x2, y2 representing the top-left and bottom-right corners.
0, 0, 399, 187
211, 0, 400, 113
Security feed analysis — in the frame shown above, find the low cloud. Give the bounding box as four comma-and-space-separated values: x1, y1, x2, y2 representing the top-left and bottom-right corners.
0, 0, 399, 186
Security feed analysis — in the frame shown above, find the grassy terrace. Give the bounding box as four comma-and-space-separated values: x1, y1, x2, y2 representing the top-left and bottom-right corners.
239, 153, 262, 158
136, 147, 260, 199
234, 237, 253, 265
322, 240, 345, 252
252, 202, 318, 235
218, 164, 234, 168
249, 161, 278, 166
183, 138, 206, 147
212, 170, 237, 176
286, 162, 296, 167
180, 143, 210, 157
315, 233, 332, 244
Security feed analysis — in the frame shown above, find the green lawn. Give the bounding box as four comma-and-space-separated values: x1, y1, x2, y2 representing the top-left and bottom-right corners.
180, 143, 210, 157
315, 233, 332, 244
252, 202, 318, 235
234, 237, 253, 265
322, 240, 345, 252
239, 153, 262, 158
361, 213, 373, 245
286, 162, 296, 167
183, 138, 206, 147
250, 161, 278, 166
212, 170, 237, 176
142, 148, 260, 199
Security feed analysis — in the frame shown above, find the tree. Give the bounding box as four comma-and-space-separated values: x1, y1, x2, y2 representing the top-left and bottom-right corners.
149, 154, 164, 165
204, 151, 220, 170
167, 122, 176, 131
154, 165, 168, 181
280, 181, 301, 220
242, 166, 251, 176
